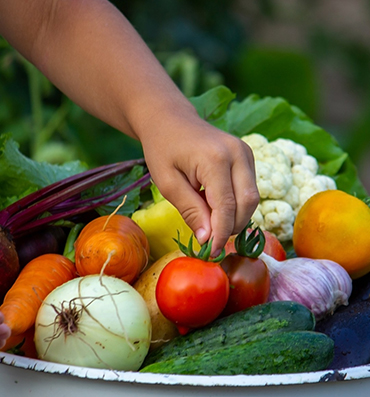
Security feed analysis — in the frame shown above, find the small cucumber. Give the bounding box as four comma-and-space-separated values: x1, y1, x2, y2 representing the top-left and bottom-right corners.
143, 300, 315, 367
140, 330, 334, 375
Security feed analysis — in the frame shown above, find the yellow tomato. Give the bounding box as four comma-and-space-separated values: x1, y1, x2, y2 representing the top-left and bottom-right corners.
132, 198, 200, 261
293, 190, 370, 279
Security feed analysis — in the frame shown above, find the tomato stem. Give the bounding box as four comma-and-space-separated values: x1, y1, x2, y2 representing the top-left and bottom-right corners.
173, 231, 225, 262
234, 221, 265, 258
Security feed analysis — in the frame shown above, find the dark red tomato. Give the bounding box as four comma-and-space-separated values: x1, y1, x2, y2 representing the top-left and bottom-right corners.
155, 257, 229, 335
225, 230, 286, 261
220, 254, 270, 317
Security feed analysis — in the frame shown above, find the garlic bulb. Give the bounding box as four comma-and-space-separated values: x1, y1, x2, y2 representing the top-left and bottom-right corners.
259, 253, 352, 321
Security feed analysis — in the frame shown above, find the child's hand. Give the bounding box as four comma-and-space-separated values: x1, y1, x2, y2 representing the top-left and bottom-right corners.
0, 312, 11, 349
140, 110, 260, 256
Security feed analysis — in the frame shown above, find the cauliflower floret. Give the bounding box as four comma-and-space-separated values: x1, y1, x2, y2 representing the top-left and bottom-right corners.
254, 143, 292, 175
255, 160, 293, 200
271, 138, 307, 166
282, 185, 300, 210
298, 175, 337, 210
300, 154, 319, 174
272, 139, 320, 174
252, 200, 295, 242
243, 138, 294, 200
291, 164, 315, 188
241, 133, 268, 152
291, 165, 337, 212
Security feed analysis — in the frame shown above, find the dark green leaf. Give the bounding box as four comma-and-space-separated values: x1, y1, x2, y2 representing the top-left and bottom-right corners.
85, 165, 145, 216
226, 95, 295, 137
190, 85, 235, 122
0, 133, 87, 208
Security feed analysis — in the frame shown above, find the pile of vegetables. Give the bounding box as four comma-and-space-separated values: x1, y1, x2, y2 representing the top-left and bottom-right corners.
1, 85, 370, 376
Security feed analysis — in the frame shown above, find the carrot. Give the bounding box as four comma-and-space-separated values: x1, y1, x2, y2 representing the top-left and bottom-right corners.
0, 253, 77, 336
74, 213, 150, 284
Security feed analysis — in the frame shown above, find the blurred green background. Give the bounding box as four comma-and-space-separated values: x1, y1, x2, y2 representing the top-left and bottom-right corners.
1, 0, 370, 189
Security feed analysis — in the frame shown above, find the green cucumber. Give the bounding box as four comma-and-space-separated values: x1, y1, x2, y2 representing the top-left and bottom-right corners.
143, 300, 315, 367
141, 330, 334, 375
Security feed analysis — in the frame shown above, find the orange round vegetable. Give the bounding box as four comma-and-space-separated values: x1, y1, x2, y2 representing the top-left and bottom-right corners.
74, 214, 150, 284
293, 190, 370, 279
0, 253, 76, 336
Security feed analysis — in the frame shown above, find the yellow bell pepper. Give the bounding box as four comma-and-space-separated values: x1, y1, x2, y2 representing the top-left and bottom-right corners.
131, 184, 200, 261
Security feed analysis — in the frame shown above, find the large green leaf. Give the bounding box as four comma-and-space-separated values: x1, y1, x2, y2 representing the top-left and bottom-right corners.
226, 95, 295, 138
190, 85, 235, 130
0, 133, 87, 209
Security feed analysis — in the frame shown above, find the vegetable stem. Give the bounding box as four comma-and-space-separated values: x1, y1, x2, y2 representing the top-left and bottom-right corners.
234, 221, 265, 258
63, 223, 84, 262
174, 231, 226, 262
12, 172, 151, 237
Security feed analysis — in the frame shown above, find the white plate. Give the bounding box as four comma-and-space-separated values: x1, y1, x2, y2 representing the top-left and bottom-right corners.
2, 351, 370, 397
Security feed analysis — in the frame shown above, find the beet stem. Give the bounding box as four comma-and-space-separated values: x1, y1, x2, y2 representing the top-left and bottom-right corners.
0, 159, 145, 227
3, 160, 146, 232
0, 162, 120, 223
11, 172, 151, 238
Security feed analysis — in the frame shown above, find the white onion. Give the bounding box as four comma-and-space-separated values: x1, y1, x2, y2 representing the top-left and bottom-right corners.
260, 253, 352, 321
34, 275, 151, 371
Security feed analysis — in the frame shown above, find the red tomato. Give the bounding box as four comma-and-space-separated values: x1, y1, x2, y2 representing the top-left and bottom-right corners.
225, 230, 286, 261
220, 254, 270, 317
155, 257, 229, 334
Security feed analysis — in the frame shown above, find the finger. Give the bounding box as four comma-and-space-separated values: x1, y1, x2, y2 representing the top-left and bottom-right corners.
0, 319, 11, 349
203, 165, 237, 256
230, 141, 260, 233
156, 171, 212, 246
0, 323, 11, 339
205, 143, 259, 255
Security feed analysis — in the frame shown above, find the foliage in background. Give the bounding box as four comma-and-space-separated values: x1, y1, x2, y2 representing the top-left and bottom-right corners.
310, 26, 370, 165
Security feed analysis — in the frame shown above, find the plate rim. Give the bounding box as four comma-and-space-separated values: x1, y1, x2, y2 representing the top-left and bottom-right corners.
1, 351, 370, 388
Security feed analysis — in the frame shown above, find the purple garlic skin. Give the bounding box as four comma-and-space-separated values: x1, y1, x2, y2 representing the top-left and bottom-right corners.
260, 253, 353, 321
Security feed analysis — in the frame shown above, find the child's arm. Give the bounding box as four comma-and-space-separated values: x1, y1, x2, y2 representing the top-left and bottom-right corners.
0, 0, 259, 254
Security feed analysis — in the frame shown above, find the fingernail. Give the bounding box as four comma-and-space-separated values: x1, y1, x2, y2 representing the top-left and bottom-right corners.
212, 249, 221, 258
195, 228, 207, 245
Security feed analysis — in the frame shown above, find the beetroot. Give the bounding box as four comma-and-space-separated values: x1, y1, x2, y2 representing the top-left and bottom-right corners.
0, 228, 20, 302
14, 226, 67, 269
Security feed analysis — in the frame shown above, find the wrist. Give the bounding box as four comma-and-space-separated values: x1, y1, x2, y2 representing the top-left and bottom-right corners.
130, 95, 201, 144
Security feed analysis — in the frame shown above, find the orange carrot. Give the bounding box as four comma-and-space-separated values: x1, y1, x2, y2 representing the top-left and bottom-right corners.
74, 214, 150, 284
0, 253, 77, 336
